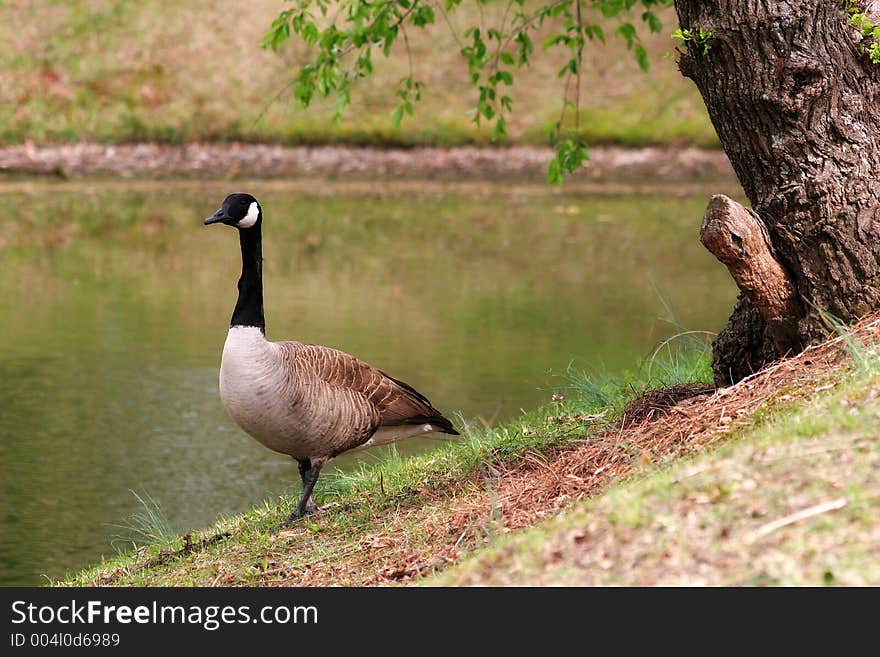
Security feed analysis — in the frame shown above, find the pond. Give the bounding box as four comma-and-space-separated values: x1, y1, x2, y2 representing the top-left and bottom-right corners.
0, 178, 738, 585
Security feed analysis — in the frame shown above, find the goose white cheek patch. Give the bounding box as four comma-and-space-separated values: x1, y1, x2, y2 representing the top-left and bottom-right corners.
238, 201, 260, 228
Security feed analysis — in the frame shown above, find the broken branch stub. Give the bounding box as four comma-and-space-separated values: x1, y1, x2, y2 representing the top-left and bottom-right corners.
700, 194, 803, 355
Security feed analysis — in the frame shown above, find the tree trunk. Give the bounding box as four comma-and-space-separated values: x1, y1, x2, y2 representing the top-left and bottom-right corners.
674, 0, 880, 385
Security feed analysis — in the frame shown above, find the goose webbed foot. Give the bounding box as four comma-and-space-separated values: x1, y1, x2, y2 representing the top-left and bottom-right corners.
277, 496, 319, 528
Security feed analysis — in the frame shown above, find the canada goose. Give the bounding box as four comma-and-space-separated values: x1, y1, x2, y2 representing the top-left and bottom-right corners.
204, 193, 459, 525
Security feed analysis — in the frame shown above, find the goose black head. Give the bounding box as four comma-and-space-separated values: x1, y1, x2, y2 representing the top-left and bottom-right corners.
204, 193, 262, 229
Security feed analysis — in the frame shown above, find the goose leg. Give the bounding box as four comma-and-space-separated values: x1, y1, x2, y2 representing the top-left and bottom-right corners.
281, 458, 323, 526
297, 458, 319, 515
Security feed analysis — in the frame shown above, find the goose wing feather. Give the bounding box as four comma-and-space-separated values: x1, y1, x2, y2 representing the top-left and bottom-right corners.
278, 342, 457, 437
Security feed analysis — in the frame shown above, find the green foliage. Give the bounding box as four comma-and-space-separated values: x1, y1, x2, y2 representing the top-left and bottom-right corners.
263, 0, 675, 182
645, 330, 713, 384
848, 2, 880, 64
547, 135, 589, 184
671, 25, 714, 55
559, 328, 713, 420
108, 490, 176, 552
815, 306, 879, 374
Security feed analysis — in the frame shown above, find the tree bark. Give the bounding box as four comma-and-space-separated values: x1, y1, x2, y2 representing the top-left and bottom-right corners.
674, 0, 880, 385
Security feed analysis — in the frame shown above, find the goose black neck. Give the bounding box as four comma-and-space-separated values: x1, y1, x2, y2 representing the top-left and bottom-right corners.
231, 226, 265, 333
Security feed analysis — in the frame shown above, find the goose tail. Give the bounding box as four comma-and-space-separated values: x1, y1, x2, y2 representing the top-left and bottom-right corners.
406, 413, 460, 436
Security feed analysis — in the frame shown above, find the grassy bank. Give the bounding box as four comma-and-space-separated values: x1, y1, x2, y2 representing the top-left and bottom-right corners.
1, 1, 717, 148
433, 373, 880, 585
60, 316, 880, 586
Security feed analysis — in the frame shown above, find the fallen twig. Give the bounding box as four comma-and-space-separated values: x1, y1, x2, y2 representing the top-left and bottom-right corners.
748, 498, 847, 542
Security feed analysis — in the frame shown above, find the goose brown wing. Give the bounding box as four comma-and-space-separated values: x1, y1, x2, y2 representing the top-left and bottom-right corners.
286, 342, 458, 435
375, 370, 459, 434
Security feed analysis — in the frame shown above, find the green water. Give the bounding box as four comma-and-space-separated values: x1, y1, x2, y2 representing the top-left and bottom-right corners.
0, 178, 737, 585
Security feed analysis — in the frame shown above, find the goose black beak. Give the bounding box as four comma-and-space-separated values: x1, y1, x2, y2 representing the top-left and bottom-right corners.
204, 209, 229, 226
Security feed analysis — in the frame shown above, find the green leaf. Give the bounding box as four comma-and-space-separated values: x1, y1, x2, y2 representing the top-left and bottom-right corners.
515, 31, 534, 64
547, 158, 562, 185
543, 33, 570, 50
635, 44, 649, 71
598, 0, 627, 19
413, 5, 435, 27
642, 11, 663, 34
492, 116, 507, 140
588, 24, 606, 44
615, 23, 637, 49
391, 105, 404, 128
548, 137, 590, 185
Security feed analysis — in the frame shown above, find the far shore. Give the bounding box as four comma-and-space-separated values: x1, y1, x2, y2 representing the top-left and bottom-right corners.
0, 143, 735, 182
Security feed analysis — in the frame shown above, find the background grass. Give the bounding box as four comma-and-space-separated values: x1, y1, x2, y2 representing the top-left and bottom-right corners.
0, 1, 718, 147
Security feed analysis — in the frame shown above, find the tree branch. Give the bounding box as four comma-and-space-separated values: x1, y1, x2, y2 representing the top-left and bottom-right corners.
700, 195, 803, 355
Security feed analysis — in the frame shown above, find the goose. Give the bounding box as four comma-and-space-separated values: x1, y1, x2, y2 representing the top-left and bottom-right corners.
204, 193, 459, 525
